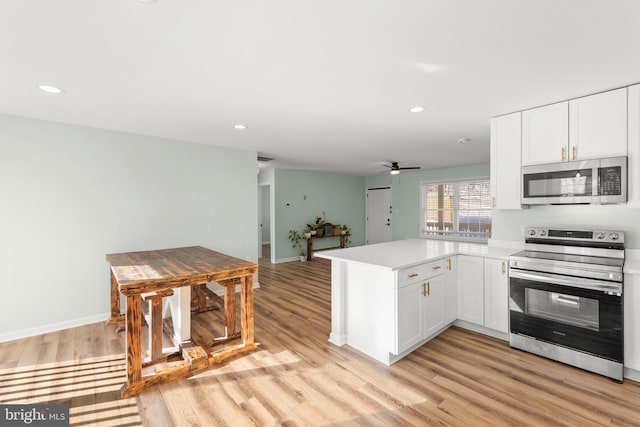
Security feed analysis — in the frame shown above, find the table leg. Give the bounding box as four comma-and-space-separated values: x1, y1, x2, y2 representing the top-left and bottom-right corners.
240, 275, 255, 345
224, 284, 236, 338
124, 294, 143, 394
108, 270, 124, 324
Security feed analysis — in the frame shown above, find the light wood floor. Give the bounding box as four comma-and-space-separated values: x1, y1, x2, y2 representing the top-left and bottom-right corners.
2, 258, 640, 426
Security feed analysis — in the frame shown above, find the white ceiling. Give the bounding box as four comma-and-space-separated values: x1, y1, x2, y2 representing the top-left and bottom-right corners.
2, 1, 640, 176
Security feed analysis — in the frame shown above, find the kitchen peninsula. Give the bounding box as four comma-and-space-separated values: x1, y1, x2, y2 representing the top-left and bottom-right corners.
316, 239, 515, 365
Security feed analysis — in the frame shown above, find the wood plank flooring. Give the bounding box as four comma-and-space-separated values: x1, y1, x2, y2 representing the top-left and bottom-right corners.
1, 257, 640, 426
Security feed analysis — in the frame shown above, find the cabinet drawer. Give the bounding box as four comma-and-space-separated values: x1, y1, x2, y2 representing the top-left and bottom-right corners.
398, 258, 450, 285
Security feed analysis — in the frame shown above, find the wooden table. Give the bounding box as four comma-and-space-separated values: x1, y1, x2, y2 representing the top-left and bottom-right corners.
106, 246, 258, 397
306, 234, 346, 261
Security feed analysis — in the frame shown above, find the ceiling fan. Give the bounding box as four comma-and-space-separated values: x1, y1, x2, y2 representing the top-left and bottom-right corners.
383, 162, 421, 175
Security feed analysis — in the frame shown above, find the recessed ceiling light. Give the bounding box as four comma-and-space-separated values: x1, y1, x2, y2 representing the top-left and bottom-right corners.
457, 138, 471, 144
234, 124, 247, 130
409, 106, 424, 113
38, 84, 64, 94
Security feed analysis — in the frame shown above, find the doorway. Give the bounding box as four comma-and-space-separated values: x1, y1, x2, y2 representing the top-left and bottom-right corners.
366, 186, 392, 244
258, 184, 273, 262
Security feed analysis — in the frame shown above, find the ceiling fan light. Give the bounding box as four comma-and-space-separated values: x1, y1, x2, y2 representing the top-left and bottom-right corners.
390, 170, 400, 175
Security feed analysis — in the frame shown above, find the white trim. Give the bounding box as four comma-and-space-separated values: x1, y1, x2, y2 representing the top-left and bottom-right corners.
0, 313, 110, 343
624, 367, 640, 382
274, 256, 300, 264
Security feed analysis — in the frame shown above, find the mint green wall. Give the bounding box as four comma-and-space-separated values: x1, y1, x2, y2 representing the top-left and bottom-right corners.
364, 164, 490, 240
273, 169, 365, 260
0, 114, 257, 340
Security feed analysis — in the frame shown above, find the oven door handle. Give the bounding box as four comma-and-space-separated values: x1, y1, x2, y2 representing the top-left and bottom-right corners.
509, 270, 622, 294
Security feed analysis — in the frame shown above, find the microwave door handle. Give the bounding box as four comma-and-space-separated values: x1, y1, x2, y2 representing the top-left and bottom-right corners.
509, 270, 621, 294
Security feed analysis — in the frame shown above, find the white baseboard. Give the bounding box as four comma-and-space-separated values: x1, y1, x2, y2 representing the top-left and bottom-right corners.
274, 257, 300, 264
624, 367, 640, 382
453, 320, 509, 341
0, 312, 111, 343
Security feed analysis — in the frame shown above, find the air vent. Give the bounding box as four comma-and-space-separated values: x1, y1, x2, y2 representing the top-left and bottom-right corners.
257, 156, 274, 162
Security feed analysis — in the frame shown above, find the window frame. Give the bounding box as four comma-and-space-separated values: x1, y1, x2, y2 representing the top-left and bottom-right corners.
419, 176, 492, 242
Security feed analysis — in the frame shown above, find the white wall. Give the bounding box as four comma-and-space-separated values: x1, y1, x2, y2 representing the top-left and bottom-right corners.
0, 114, 258, 341
492, 205, 640, 248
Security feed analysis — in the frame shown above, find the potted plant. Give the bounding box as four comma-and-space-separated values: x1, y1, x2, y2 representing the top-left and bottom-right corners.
303, 227, 312, 239
340, 224, 351, 246
315, 217, 325, 237
299, 249, 307, 262
288, 229, 305, 261
323, 222, 333, 237
333, 224, 341, 236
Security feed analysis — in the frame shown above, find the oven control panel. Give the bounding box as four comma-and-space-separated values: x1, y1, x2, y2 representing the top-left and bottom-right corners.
524, 227, 624, 243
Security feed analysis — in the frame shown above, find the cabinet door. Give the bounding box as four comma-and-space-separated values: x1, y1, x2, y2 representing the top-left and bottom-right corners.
522, 101, 569, 166
490, 112, 523, 209
456, 255, 484, 325
629, 84, 640, 208
569, 88, 627, 161
624, 274, 640, 371
483, 258, 509, 333
445, 258, 457, 324
423, 275, 445, 338
396, 281, 423, 354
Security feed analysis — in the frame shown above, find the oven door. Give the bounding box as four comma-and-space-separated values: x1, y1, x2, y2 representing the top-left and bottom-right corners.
509, 270, 622, 362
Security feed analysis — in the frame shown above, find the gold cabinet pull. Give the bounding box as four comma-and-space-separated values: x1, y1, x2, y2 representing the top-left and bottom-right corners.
447, 258, 452, 271
427, 281, 431, 296
501, 261, 506, 274
572, 145, 576, 160
432, 265, 441, 270
422, 282, 427, 296
408, 273, 418, 278
561, 146, 566, 161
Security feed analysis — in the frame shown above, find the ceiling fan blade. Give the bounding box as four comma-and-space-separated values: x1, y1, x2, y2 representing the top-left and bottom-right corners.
398, 166, 421, 170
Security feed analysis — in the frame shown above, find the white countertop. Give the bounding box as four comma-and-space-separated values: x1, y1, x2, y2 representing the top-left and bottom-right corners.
315, 239, 518, 270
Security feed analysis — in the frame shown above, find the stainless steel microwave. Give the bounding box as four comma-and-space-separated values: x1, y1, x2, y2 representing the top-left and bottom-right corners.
521, 156, 627, 205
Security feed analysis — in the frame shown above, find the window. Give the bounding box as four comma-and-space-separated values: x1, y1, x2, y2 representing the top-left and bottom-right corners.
420, 178, 492, 241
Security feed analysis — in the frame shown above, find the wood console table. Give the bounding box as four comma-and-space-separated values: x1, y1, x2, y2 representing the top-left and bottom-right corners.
306, 234, 346, 261
106, 246, 258, 397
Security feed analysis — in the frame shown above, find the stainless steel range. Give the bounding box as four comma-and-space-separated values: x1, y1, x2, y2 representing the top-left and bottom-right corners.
509, 227, 624, 381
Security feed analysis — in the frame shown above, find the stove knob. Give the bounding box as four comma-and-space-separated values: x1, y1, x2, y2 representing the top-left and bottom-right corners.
539, 230, 547, 236
609, 232, 619, 241
595, 232, 605, 239
528, 229, 536, 236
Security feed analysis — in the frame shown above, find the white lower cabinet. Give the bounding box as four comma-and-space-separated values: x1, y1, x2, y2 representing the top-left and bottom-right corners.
445, 256, 457, 324
395, 257, 454, 355
423, 274, 446, 337
456, 255, 485, 325
624, 273, 640, 377
483, 257, 509, 333
457, 254, 509, 336
396, 280, 424, 353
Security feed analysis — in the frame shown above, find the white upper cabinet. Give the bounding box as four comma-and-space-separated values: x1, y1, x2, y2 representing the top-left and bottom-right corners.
569, 88, 627, 161
490, 112, 522, 209
521, 101, 569, 166
626, 84, 640, 208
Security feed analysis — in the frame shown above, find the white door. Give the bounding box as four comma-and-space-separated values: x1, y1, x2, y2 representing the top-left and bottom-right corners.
366, 187, 392, 244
